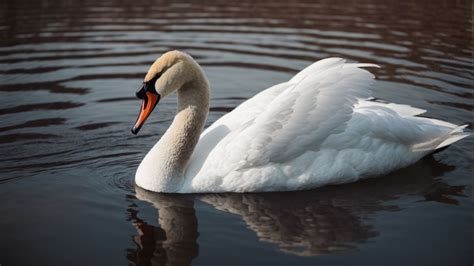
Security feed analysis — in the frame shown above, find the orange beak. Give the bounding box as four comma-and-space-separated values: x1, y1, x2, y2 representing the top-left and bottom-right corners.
131, 91, 160, 134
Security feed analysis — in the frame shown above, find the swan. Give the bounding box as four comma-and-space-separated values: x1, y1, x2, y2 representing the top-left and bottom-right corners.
131, 50, 469, 193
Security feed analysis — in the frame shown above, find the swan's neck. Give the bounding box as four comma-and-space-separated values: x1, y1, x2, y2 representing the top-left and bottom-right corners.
136, 78, 209, 192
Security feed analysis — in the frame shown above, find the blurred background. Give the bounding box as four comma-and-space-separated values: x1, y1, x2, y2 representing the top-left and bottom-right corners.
0, 0, 472, 265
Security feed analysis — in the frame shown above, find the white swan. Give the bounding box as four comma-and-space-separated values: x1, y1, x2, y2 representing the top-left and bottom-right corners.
131, 50, 469, 193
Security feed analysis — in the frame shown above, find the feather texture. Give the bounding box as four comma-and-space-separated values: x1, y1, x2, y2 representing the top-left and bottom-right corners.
182, 58, 468, 192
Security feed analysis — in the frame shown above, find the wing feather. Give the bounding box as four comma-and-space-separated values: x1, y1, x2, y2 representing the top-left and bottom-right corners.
225, 59, 379, 166
190, 58, 380, 178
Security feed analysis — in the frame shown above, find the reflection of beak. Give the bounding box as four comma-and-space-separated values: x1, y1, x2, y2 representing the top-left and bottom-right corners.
131, 91, 160, 135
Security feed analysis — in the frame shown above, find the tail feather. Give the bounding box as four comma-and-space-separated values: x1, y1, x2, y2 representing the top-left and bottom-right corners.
435, 125, 470, 150
413, 124, 470, 152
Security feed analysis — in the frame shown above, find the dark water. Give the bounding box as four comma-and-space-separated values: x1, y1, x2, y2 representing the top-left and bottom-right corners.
0, 0, 472, 265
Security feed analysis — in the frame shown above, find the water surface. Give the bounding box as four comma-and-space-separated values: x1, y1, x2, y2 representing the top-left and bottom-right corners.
0, 0, 472, 265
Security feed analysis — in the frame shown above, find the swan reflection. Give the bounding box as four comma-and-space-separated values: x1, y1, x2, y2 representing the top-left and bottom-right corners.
127, 190, 198, 266
127, 156, 464, 263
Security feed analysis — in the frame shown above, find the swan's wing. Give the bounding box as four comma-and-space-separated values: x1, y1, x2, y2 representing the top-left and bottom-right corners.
204, 81, 291, 133
185, 81, 291, 177
191, 58, 379, 178
226, 58, 377, 163
355, 99, 427, 117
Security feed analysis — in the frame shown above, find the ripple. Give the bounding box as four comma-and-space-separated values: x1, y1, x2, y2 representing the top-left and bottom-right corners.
0, 83, 89, 94
0, 102, 84, 115
0, 151, 140, 173
96, 97, 135, 103
0, 118, 66, 132
0, 66, 63, 74
0, 133, 59, 144
75, 122, 121, 131
428, 101, 473, 112
202, 61, 296, 73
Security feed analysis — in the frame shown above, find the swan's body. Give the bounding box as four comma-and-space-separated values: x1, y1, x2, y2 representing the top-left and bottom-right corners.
132, 51, 469, 193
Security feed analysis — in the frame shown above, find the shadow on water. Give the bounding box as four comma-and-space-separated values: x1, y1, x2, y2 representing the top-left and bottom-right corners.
126, 155, 464, 265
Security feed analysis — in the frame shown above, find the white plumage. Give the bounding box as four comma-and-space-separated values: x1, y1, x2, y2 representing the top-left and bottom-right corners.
134, 52, 469, 193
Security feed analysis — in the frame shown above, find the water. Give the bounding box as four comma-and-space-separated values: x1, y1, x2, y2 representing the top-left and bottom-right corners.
0, 0, 472, 265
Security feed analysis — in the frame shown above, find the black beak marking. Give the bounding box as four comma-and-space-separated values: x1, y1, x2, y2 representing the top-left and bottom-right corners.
136, 84, 146, 99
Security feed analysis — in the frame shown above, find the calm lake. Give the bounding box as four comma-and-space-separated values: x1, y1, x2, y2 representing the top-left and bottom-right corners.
0, 0, 472, 265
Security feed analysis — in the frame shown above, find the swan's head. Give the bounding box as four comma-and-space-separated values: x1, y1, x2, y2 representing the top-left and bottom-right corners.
131, 50, 198, 134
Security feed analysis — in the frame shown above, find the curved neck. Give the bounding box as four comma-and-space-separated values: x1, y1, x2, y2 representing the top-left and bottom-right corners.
136, 71, 209, 192
166, 80, 210, 173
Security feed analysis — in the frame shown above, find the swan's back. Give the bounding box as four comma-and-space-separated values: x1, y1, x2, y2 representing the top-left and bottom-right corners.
182, 58, 469, 193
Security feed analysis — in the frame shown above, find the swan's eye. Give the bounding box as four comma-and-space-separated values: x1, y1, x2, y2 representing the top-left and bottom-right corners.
149, 72, 162, 84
